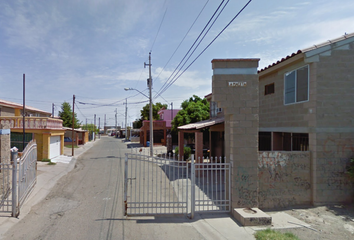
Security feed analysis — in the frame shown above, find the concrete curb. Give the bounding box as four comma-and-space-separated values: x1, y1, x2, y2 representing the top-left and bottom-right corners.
0, 139, 100, 239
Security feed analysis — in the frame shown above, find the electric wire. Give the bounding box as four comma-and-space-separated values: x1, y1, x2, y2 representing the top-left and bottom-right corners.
153, 0, 210, 82
155, 0, 253, 99
155, 0, 229, 100
150, 1, 168, 52
154, 0, 226, 99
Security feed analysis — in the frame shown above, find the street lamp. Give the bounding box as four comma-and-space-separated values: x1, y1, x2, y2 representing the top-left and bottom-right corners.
125, 87, 153, 156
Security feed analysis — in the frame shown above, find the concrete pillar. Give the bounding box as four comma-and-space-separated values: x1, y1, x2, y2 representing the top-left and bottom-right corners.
0, 123, 11, 164
178, 131, 184, 161
195, 131, 203, 162
212, 58, 260, 211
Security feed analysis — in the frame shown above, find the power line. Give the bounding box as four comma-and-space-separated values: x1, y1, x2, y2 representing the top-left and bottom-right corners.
154, 0, 227, 99
150, 0, 169, 52
153, 0, 210, 82
155, 0, 253, 99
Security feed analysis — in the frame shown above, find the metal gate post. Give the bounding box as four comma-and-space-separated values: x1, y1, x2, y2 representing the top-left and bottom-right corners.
11, 151, 18, 217
123, 153, 128, 216
190, 154, 195, 219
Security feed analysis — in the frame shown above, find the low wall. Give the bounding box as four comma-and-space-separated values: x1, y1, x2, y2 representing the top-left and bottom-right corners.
258, 151, 311, 209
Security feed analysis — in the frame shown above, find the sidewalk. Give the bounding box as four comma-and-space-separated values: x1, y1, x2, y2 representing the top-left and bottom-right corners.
0, 139, 100, 239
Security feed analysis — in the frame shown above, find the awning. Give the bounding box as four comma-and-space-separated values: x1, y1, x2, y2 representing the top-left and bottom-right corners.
178, 117, 224, 130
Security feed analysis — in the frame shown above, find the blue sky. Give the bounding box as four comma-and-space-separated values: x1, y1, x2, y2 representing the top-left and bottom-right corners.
1, 0, 354, 127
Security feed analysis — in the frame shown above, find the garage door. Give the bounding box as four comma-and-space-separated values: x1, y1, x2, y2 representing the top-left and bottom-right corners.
50, 136, 61, 159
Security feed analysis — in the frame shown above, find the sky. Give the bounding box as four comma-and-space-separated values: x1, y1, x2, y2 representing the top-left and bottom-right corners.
1, 0, 354, 127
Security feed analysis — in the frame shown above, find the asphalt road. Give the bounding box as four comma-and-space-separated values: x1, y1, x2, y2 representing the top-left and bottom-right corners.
3, 137, 209, 240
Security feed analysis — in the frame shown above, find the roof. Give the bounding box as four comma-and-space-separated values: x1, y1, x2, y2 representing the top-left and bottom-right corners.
0, 99, 51, 115
178, 117, 224, 130
259, 32, 354, 73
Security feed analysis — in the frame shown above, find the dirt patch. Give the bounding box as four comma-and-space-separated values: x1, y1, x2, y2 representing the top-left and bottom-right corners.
278, 205, 354, 240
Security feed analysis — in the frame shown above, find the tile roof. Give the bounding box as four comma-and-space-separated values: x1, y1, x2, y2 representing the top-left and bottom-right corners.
0, 99, 51, 115
258, 32, 354, 73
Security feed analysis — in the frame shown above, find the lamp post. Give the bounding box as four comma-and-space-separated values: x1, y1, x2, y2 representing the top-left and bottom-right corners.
124, 87, 153, 156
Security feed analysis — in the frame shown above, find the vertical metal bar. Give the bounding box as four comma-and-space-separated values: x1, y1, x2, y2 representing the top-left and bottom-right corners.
138, 152, 141, 214
229, 160, 231, 211
190, 155, 195, 219
219, 162, 222, 209
124, 154, 128, 216
11, 151, 18, 217
207, 160, 209, 211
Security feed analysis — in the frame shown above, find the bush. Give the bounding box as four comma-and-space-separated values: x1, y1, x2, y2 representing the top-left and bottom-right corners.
174, 146, 192, 160
346, 158, 354, 179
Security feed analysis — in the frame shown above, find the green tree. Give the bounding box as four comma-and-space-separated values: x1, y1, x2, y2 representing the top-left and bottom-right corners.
171, 95, 209, 132
58, 102, 81, 128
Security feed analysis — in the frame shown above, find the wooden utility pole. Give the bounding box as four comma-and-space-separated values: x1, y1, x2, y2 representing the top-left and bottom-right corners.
72, 95, 75, 156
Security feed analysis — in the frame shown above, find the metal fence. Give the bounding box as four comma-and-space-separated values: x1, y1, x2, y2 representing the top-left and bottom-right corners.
0, 140, 37, 217
0, 161, 13, 215
17, 140, 37, 212
124, 153, 189, 216
124, 152, 231, 219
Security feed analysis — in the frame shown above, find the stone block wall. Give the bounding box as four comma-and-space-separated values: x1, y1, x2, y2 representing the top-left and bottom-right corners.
0, 123, 11, 164
314, 132, 354, 204
258, 151, 311, 209
212, 59, 260, 209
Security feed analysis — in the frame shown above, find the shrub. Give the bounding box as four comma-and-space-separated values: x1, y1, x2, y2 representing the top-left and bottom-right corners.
174, 146, 192, 160
346, 158, 354, 179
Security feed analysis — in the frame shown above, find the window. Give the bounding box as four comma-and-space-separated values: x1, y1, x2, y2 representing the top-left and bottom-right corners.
258, 132, 309, 151
265, 83, 274, 95
284, 65, 309, 104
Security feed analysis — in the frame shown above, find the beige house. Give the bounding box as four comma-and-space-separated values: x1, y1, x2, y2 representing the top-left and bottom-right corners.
257, 32, 354, 207
178, 32, 354, 212
0, 99, 65, 160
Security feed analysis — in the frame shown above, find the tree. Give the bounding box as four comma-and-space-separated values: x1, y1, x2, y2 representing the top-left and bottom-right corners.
58, 102, 81, 128
171, 95, 209, 132
135, 102, 168, 127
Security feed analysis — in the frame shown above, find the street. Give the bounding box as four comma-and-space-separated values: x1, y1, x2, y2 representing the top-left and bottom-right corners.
4, 136, 249, 240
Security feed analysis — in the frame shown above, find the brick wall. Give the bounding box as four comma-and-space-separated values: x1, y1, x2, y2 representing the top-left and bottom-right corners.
212, 59, 260, 210
258, 151, 311, 209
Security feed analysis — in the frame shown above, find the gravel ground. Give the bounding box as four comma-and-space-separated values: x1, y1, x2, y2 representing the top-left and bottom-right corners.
278, 205, 354, 240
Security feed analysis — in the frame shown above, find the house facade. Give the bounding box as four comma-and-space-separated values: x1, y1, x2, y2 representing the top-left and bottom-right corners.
0, 99, 65, 160
257, 33, 354, 207
139, 109, 180, 147
177, 33, 354, 214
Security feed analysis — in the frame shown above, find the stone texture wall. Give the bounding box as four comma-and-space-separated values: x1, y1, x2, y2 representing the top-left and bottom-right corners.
212, 59, 260, 210
313, 132, 354, 204
259, 59, 315, 129
258, 151, 311, 209
0, 123, 11, 164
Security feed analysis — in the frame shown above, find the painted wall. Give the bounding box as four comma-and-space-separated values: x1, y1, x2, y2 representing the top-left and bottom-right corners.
158, 109, 180, 128
258, 151, 311, 209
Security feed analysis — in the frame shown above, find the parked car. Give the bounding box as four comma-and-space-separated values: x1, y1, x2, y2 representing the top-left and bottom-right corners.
64, 137, 75, 142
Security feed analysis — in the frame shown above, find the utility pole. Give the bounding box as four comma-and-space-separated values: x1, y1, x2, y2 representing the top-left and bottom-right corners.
145, 52, 153, 156
52, 103, 55, 118
72, 95, 75, 156
94, 114, 96, 141
115, 108, 117, 133
104, 114, 106, 134
23, 74, 25, 151
98, 117, 101, 139
171, 102, 173, 124
124, 98, 128, 141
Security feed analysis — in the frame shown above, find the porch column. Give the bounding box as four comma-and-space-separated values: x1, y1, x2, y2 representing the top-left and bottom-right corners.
212, 58, 260, 211
178, 131, 184, 161
195, 131, 203, 163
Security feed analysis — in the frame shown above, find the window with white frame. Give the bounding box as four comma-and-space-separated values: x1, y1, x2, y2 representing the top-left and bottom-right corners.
284, 65, 309, 104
